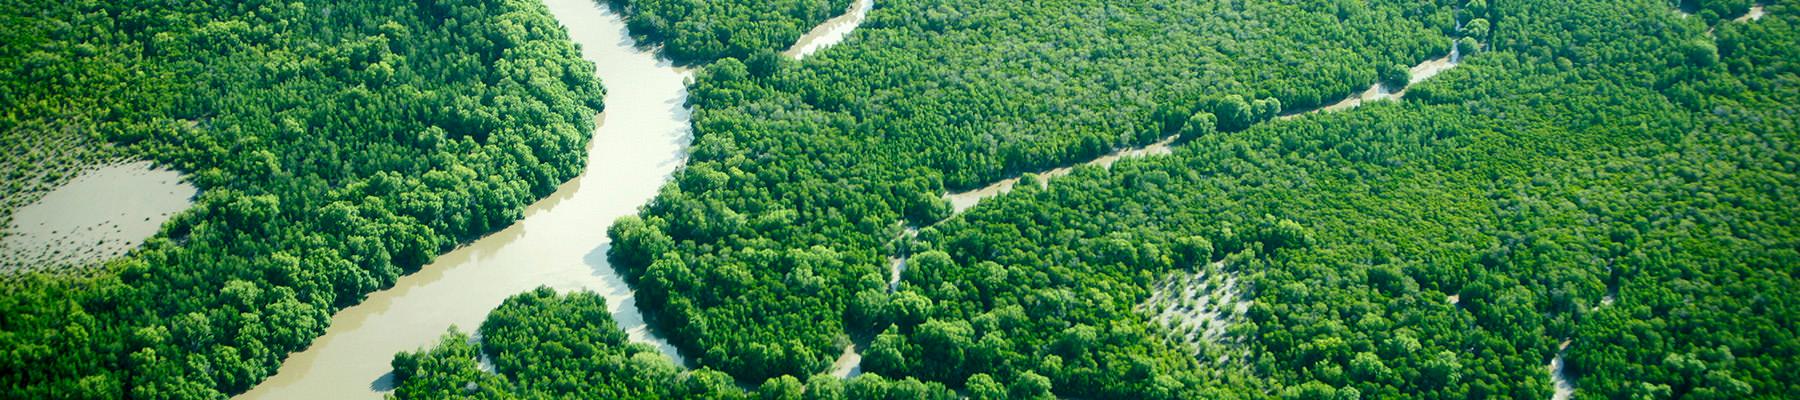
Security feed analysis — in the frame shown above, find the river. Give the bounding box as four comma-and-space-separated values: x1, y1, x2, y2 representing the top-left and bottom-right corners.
237, 1, 692, 398
785, 0, 875, 59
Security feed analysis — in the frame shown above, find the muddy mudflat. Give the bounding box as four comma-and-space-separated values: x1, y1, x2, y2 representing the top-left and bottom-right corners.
0, 161, 195, 273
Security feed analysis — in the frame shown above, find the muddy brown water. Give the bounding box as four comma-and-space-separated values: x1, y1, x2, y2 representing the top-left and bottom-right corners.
784, 0, 875, 59
236, 1, 692, 398
0, 161, 195, 271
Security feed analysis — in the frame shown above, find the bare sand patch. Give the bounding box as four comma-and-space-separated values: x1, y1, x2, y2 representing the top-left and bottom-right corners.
1141, 261, 1251, 360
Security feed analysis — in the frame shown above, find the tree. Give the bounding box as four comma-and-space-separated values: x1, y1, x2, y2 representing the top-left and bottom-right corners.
1251, 97, 1283, 121
1174, 235, 1215, 266
1421, 351, 1462, 390
758, 375, 804, 400
967, 373, 1007, 400
912, 319, 975, 382
891, 291, 934, 327
1349, 352, 1392, 382
609, 215, 674, 272
747, 49, 785, 78
1377, 63, 1410, 88
1457, 37, 1480, 56
1465, 18, 1491, 39
1181, 112, 1218, 140
1205, 95, 1257, 132
1009, 371, 1054, 400
1681, 39, 1718, 67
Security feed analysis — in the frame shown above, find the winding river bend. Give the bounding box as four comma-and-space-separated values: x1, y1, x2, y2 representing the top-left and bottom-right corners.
238, 1, 692, 398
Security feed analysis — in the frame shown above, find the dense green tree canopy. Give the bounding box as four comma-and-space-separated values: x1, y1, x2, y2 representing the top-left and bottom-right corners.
1, 0, 604, 397
7, 0, 1797, 398
390, 288, 961, 399
884, 1, 1799, 398
606, 0, 1464, 384
603, 0, 1795, 397
613, 0, 856, 62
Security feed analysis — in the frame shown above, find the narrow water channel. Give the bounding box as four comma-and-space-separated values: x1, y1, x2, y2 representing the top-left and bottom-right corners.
944, 136, 1176, 213
1281, 52, 1457, 118
784, 0, 875, 59
944, 52, 1460, 212
1550, 340, 1575, 400
237, 1, 692, 398
1736, 4, 1766, 22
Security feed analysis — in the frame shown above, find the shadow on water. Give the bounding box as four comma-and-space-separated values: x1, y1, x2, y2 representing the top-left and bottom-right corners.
583, 243, 690, 367
661, 91, 695, 166
369, 372, 395, 392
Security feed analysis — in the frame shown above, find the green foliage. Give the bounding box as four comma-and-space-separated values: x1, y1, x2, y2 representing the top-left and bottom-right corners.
1, 0, 604, 397
1684, 0, 1756, 24
388, 330, 515, 399
897, 1, 1800, 398
1181, 112, 1219, 140
1457, 36, 1481, 55
14, 0, 1800, 399
0, 2, 141, 267
608, 0, 1456, 384
613, 0, 856, 62
611, 0, 1797, 397
1378, 63, 1411, 88
392, 288, 961, 399
1465, 18, 1491, 39
391, 288, 742, 399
